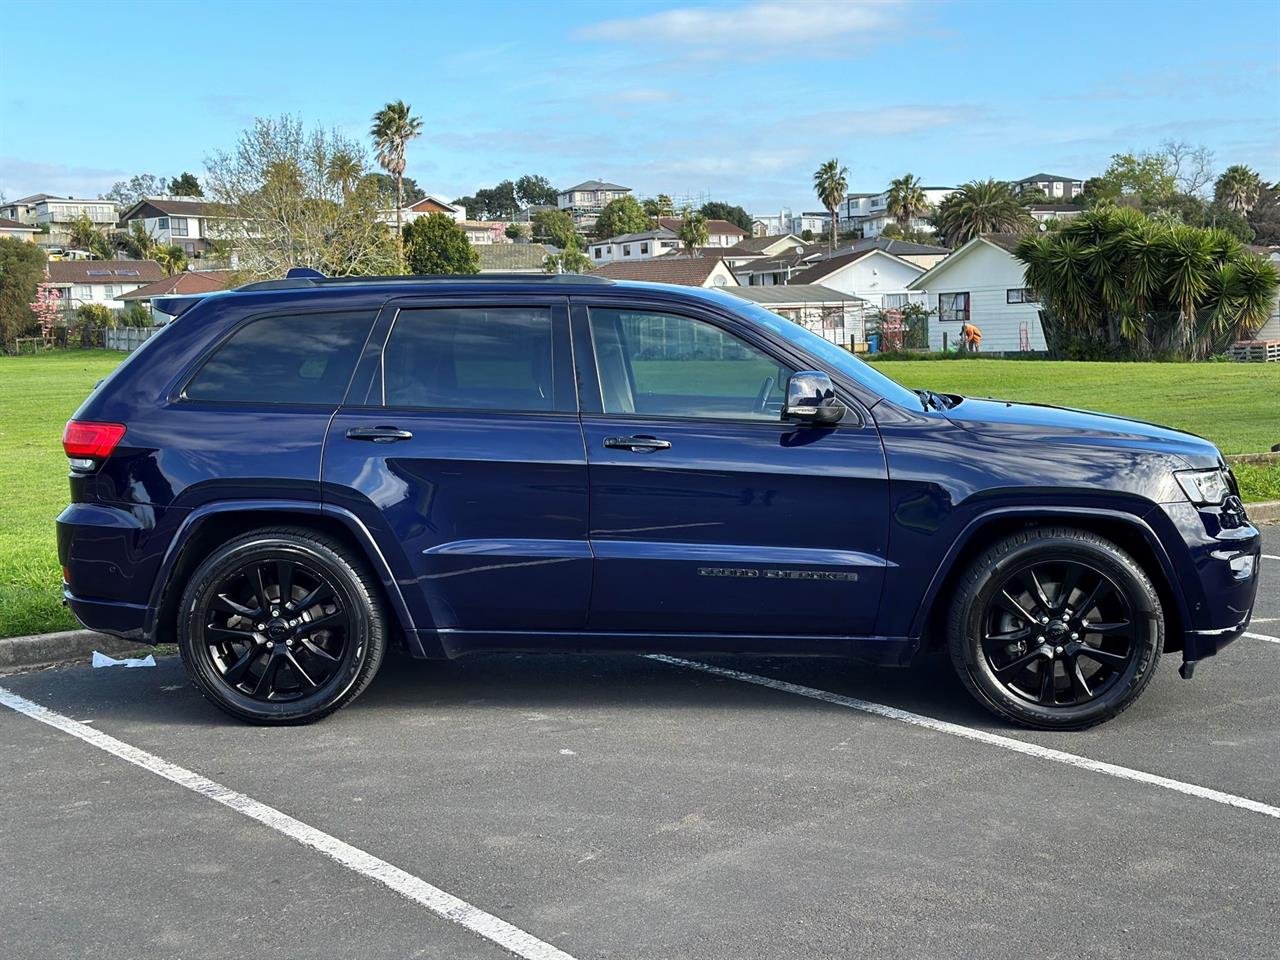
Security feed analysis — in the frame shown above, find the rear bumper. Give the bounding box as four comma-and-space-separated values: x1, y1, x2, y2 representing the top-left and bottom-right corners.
63, 590, 149, 641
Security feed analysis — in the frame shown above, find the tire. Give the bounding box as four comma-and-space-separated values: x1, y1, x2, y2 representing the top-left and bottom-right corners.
177, 526, 386, 724
947, 526, 1162, 730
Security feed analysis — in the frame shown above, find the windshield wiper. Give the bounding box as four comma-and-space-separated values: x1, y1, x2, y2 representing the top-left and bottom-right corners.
914, 388, 953, 411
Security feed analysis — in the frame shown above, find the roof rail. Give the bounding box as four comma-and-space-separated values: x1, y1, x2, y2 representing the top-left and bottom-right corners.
235, 270, 614, 292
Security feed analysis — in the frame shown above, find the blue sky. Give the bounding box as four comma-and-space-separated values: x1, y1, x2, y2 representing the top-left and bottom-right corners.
1, 0, 1277, 212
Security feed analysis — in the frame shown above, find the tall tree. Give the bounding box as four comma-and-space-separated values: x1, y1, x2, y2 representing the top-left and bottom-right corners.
515, 174, 557, 207
1160, 140, 1215, 197
326, 149, 363, 202
699, 201, 752, 233
68, 212, 106, 254
594, 195, 650, 239
813, 159, 847, 248
1085, 152, 1177, 206
370, 100, 424, 266
886, 174, 928, 227
168, 172, 203, 196
0, 238, 47, 346
933, 179, 1033, 247
544, 238, 593, 274
1215, 165, 1263, 214
152, 244, 188, 276
678, 208, 709, 256
100, 174, 168, 206
531, 209, 577, 249
402, 213, 479, 274
1247, 182, 1280, 244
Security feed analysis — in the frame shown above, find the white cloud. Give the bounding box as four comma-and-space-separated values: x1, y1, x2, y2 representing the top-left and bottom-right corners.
578, 0, 907, 50
0, 157, 129, 200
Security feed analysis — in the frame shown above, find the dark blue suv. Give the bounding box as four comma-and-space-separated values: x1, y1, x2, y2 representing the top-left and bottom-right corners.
57, 272, 1261, 728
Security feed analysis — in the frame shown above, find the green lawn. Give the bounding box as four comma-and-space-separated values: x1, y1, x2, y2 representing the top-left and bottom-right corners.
0, 352, 1275, 640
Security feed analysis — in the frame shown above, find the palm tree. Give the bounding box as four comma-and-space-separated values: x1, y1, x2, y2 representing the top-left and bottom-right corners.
1214, 164, 1262, 214
678, 208, 709, 256
887, 174, 928, 228
934, 179, 1033, 247
813, 158, 847, 248
152, 244, 188, 276
370, 100, 424, 265
327, 148, 364, 202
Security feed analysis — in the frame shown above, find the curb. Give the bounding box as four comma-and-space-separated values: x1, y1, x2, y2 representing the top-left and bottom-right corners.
1247, 500, 1280, 523
0, 630, 154, 670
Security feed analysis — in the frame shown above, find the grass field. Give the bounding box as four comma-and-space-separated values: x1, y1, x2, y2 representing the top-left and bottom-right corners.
0, 351, 1276, 639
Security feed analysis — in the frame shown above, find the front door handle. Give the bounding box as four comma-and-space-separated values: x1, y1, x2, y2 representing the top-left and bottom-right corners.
604, 435, 671, 453
346, 425, 413, 443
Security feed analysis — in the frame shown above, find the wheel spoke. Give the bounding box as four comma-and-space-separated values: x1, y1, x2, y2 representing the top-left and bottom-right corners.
251, 564, 273, 614
302, 611, 344, 634
276, 561, 294, 607
995, 645, 1048, 678
1074, 575, 1113, 620
206, 625, 255, 645
1026, 567, 1053, 611
1076, 645, 1129, 667
1038, 660, 1057, 704
253, 654, 283, 698
1066, 653, 1092, 701
212, 594, 255, 617
985, 626, 1034, 643
293, 582, 333, 612
223, 648, 259, 686
300, 638, 340, 663
1085, 620, 1131, 636
285, 650, 319, 689
1055, 564, 1082, 612
997, 590, 1039, 626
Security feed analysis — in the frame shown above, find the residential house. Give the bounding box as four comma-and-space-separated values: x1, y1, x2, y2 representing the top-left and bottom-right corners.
117, 271, 234, 315
0, 217, 38, 242
2, 195, 120, 248
657, 217, 748, 249
729, 284, 871, 348
843, 236, 951, 270
592, 254, 739, 288
786, 248, 927, 310
117, 197, 227, 257
1012, 173, 1084, 201
589, 228, 681, 265
907, 234, 1047, 353
750, 212, 791, 236
556, 180, 631, 230
838, 186, 955, 237
476, 243, 550, 274
461, 220, 510, 245
47, 259, 166, 313
730, 241, 828, 286
1027, 203, 1085, 225
791, 211, 831, 236
1248, 246, 1280, 341
724, 234, 806, 259
397, 195, 466, 224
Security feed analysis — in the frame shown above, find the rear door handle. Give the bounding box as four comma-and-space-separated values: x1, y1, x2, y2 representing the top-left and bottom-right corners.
603, 435, 671, 453
346, 425, 413, 443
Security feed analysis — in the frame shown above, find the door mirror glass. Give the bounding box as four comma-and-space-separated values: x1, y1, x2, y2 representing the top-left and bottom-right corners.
783, 371, 845, 425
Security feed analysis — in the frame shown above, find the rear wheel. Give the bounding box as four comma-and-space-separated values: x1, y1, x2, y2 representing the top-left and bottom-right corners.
947, 526, 1162, 730
177, 527, 386, 724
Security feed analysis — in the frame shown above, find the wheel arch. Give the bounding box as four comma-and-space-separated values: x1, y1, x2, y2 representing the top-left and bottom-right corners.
145, 500, 423, 653
914, 507, 1189, 654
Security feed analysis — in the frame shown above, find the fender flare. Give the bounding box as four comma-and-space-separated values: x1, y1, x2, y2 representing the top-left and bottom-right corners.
143, 499, 421, 645
907, 504, 1193, 639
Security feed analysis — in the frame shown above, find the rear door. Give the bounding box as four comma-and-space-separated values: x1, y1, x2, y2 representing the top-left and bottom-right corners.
573, 298, 890, 637
322, 296, 591, 634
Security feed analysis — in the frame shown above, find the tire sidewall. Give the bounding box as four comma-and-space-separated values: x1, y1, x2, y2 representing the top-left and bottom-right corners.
178, 536, 372, 723
955, 537, 1162, 728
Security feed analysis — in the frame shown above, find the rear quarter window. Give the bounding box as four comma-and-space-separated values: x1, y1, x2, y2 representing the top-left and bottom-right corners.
184, 311, 372, 404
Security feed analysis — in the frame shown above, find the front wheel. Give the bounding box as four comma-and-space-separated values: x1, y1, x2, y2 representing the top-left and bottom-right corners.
947, 526, 1162, 730
177, 527, 386, 724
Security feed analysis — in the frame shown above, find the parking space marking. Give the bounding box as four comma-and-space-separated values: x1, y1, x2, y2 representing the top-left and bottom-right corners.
647, 656, 1280, 820
1262, 555, 1279, 561
1245, 632, 1280, 644
0, 686, 578, 960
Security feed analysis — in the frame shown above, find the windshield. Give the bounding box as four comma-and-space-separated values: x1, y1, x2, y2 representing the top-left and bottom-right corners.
735, 302, 925, 410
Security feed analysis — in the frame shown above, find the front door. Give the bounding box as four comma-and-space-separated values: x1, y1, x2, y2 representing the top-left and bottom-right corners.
323, 298, 591, 634
575, 302, 890, 637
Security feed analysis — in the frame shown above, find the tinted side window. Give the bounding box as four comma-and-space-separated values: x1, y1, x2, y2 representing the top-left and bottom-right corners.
589, 308, 792, 421
185, 312, 371, 404
382, 307, 558, 412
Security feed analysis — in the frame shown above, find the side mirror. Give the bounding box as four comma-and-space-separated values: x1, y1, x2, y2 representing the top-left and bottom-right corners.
783, 371, 845, 425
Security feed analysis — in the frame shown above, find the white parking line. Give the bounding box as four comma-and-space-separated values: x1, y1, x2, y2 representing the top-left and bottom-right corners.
647, 655, 1280, 820
1246, 632, 1280, 644
1262, 555, 1280, 561
0, 686, 577, 960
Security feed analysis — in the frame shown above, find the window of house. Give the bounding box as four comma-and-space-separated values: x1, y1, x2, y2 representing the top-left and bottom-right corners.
157, 217, 169, 230
184, 312, 372, 404
640, 242, 649, 254
588, 308, 792, 421
102, 285, 117, 299
381, 307, 559, 412
938, 292, 970, 322
883, 293, 909, 309
170, 218, 188, 237
594, 247, 602, 258
623, 244, 631, 257
1006, 287, 1040, 304
74, 284, 92, 301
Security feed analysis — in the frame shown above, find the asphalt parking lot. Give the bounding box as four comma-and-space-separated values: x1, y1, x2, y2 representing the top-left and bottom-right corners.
2, 526, 1278, 960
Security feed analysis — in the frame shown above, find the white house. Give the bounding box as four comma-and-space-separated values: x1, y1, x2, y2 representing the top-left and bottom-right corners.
117, 197, 227, 257
589, 227, 681, 265
786, 248, 927, 310
0, 217, 38, 242
1249, 247, 1280, 341
557, 180, 631, 213
729, 284, 872, 348
1027, 203, 1085, 225
1012, 173, 1084, 201
839, 186, 956, 237
396, 195, 466, 224
730, 241, 828, 286
657, 217, 748, 249
2, 195, 120, 248
47, 259, 166, 312
790, 211, 831, 236
907, 234, 1046, 353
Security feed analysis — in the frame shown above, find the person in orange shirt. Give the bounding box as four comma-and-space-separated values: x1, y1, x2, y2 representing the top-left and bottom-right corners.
960, 320, 982, 353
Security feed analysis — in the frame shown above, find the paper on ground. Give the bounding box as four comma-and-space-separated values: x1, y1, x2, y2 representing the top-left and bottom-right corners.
92, 651, 156, 669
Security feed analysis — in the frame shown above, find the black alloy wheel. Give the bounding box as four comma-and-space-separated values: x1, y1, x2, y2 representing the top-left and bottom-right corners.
178, 527, 386, 724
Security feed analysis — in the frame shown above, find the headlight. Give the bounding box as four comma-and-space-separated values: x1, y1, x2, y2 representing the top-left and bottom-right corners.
1175, 468, 1231, 506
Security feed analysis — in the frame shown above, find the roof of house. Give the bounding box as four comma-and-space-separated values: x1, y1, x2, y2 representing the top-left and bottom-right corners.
8, 193, 60, 205
0, 217, 37, 231
726, 233, 803, 253
47, 260, 166, 284
729, 284, 867, 306
118, 197, 215, 220
786, 247, 925, 285
731, 244, 827, 274
406, 196, 462, 213
561, 180, 629, 193
476, 243, 550, 272
1015, 173, 1082, 184
599, 227, 678, 245
907, 234, 1026, 289
847, 237, 951, 256
592, 255, 733, 286
118, 270, 234, 300
1026, 204, 1084, 214
657, 217, 748, 238
844, 192, 879, 200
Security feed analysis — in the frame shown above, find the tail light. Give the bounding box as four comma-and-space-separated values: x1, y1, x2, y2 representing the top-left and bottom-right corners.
62, 420, 126, 459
